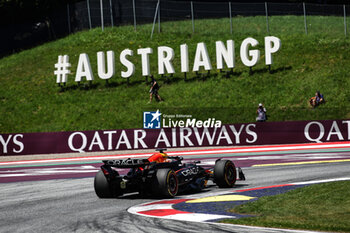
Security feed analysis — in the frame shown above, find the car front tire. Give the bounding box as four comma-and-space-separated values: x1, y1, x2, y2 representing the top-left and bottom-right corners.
214, 160, 237, 188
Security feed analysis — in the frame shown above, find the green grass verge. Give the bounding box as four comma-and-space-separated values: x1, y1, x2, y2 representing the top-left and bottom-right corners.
222, 181, 350, 232
1, 16, 350, 133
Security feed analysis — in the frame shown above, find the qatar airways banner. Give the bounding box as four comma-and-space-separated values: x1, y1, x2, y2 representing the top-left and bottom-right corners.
1, 119, 350, 156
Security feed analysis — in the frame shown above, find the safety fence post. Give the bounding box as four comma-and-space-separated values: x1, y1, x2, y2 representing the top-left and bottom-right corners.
109, 0, 114, 27
87, 0, 92, 29
265, 2, 270, 34
229, 2, 232, 34
344, 5, 347, 37
303, 2, 308, 35
191, 1, 195, 33
133, 0, 137, 31
100, 0, 104, 31
158, 0, 161, 33
151, 1, 160, 38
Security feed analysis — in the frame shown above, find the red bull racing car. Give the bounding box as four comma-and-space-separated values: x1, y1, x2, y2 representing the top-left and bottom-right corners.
94, 149, 245, 198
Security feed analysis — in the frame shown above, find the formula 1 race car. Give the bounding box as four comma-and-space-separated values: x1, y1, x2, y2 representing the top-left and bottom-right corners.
94, 149, 245, 198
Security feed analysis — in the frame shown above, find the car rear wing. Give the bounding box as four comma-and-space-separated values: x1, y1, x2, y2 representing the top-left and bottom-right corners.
103, 158, 150, 168
103, 157, 182, 169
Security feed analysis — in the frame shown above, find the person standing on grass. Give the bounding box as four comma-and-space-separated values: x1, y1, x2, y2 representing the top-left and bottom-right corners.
256, 103, 267, 122
149, 75, 162, 103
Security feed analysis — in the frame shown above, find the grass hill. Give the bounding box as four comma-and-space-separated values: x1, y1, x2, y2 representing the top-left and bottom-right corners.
1, 16, 350, 133
223, 181, 350, 232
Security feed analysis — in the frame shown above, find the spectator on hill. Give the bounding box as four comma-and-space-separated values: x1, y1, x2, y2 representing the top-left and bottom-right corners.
256, 103, 267, 122
309, 91, 324, 108
149, 75, 162, 103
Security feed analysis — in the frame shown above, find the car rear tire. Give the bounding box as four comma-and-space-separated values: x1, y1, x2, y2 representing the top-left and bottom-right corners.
94, 170, 121, 198
155, 169, 179, 198
214, 160, 237, 188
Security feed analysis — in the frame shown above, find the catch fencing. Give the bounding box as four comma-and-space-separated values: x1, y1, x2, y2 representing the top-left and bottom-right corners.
70, 0, 349, 36
1, 1, 350, 57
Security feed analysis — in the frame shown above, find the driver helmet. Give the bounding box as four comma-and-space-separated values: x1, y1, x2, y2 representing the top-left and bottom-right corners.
149, 152, 168, 163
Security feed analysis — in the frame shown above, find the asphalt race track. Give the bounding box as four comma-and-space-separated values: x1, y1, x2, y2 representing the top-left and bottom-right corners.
1, 145, 350, 233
